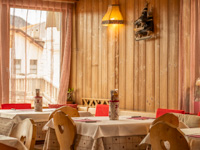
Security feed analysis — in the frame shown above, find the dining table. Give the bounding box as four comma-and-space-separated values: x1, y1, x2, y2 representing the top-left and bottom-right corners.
43, 116, 155, 150
0, 109, 92, 140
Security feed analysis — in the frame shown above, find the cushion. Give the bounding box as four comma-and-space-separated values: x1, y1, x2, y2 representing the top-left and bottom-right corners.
119, 110, 156, 118
156, 108, 185, 118
173, 113, 200, 128
88, 108, 96, 116
1, 103, 31, 109
77, 106, 88, 111
66, 104, 78, 109
95, 104, 109, 116
48, 104, 64, 108
178, 121, 189, 129
48, 104, 78, 109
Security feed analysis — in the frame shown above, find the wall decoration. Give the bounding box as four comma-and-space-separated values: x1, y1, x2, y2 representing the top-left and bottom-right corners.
134, 2, 154, 41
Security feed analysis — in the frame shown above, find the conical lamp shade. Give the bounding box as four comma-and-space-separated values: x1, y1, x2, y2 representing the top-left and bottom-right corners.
102, 4, 124, 26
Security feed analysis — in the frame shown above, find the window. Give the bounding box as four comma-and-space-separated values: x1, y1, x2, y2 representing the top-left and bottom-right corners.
9, 8, 61, 106
30, 60, 37, 74
14, 59, 21, 74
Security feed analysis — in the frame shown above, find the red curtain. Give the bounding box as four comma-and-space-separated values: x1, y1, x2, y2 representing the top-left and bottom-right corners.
179, 0, 200, 113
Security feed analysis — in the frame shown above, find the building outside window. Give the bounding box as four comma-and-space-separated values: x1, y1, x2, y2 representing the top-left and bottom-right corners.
30, 60, 37, 74
14, 59, 21, 74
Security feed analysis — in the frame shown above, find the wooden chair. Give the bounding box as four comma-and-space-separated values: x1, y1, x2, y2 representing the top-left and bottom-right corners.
10, 118, 36, 150
53, 111, 77, 150
0, 143, 17, 150
150, 121, 189, 150
152, 113, 179, 127
48, 106, 80, 120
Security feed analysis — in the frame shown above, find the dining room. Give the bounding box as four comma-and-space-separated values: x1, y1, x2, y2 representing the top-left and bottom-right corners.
0, 0, 200, 149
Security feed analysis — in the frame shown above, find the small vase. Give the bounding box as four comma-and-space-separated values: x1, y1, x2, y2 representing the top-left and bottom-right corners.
109, 100, 119, 120
109, 89, 119, 120
34, 89, 43, 112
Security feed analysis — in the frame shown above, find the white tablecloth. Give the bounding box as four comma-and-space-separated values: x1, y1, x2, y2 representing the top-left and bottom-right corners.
43, 128, 147, 150
44, 116, 154, 140
0, 135, 27, 150
0, 109, 92, 122
43, 116, 153, 150
0, 109, 55, 122
0, 109, 92, 139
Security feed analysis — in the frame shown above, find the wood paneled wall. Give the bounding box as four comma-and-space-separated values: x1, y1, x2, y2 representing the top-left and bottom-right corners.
70, 0, 181, 112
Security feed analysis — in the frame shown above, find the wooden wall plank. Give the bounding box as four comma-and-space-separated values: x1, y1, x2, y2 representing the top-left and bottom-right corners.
154, 0, 160, 111
107, 0, 115, 97
138, 0, 146, 111
82, 0, 86, 98
159, 0, 168, 108
85, 0, 92, 98
107, 24, 116, 96
181, 0, 191, 112
98, 0, 103, 98
115, 28, 119, 90
146, 0, 155, 112
118, 0, 126, 109
125, 0, 134, 110
101, 0, 108, 98
91, 0, 99, 98
133, 0, 139, 111
168, 0, 179, 109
